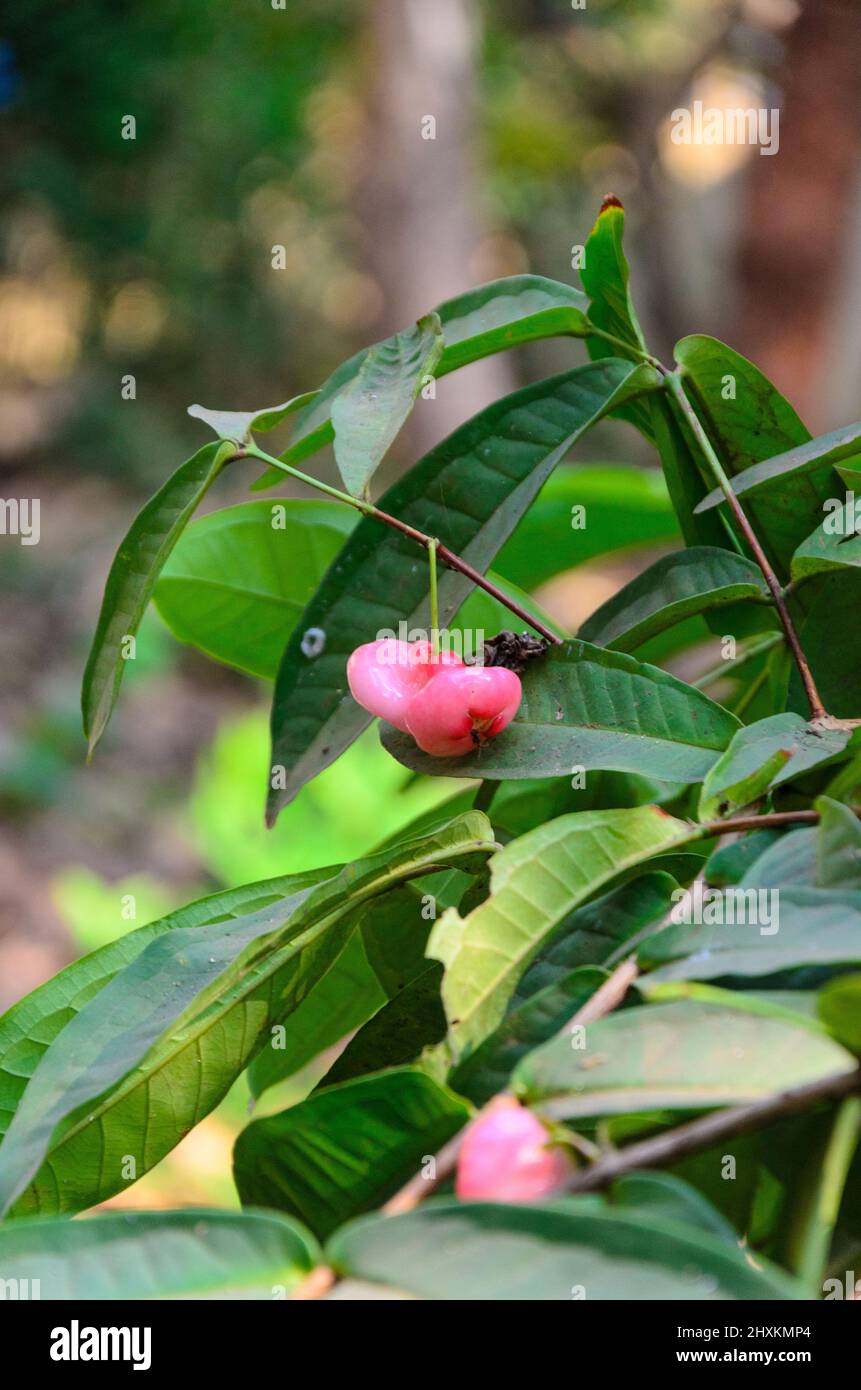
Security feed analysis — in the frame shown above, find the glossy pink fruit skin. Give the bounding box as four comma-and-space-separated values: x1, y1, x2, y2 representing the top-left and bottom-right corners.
455, 1100, 571, 1202
405, 664, 522, 756
346, 639, 462, 732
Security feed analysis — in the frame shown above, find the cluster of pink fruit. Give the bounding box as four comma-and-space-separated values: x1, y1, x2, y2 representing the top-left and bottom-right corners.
347, 637, 522, 756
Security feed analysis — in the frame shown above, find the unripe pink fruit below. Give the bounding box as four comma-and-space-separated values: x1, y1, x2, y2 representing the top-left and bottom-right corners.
455, 1099, 572, 1202
346, 639, 522, 756
405, 664, 522, 756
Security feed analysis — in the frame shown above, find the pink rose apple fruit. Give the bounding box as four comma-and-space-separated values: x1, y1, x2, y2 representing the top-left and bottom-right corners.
405, 664, 522, 756
346, 638, 463, 732
455, 1098, 572, 1202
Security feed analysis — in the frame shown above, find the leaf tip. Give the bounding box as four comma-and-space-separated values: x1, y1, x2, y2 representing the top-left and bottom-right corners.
599, 193, 624, 215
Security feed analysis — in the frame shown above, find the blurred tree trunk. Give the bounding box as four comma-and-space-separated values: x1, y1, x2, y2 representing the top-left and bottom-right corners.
733, 0, 861, 428
361, 0, 514, 460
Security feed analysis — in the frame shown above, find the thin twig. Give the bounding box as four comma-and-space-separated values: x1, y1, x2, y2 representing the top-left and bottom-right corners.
662, 370, 826, 720
288, 1264, 337, 1300
552, 1069, 861, 1194
567, 958, 639, 1027
237, 445, 562, 646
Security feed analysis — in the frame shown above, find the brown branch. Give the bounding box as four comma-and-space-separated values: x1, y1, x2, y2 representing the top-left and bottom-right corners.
368, 504, 562, 646
553, 1068, 861, 1195
700, 806, 861, 838
235, 447, 562, 647
662, 369, 826, 720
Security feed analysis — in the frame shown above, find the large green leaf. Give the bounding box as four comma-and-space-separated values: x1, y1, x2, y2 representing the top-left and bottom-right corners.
427, 806, 691, 1057
252, 275, 593, 488
330, 313, 444, 497
383, 639, 740, 784
449, 873, 676, 1104
495, 463, 678, 591
579, 547, 770, 653
0, 813, 492, 1217
267, 359, 659, 819
0, 1208, 319, 1300
245, 925, 386, 1100
327, 1197, 805, 1300
81, 439, 234, 754
792, 498, 861, 582
819, 975, 861, 1053
321, 963, 446, 1088
449, 966, 607, 1106
815, 796, 861, 889
788, 571, 861, 717
234, 1069, 469, 1239
246, 885, 435, 1098
740, 828, 818, 889
514, 1000, 856, 1118
675, 335, 810, 575
0, 871, 327, 1143
155, 499, 354, 678
698, 714, 852, 821
695, 419, 861, 530
640, 887, 861, 985
609, 1171, 739, 1244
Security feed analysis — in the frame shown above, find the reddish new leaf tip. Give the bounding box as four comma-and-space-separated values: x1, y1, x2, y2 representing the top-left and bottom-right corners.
599, 193, 624, 214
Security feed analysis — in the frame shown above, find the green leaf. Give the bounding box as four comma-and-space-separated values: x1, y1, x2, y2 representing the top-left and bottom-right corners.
245, 925, 386, 1099
81, 439, 234, 754
327, 1196, 805, 1300
252, 275, 593, 488
792, 498, 861, 581
427, 806, 691, 1057
675, 335, 810, 574
330, 313, 444, 497
0, 871, 325, 1143
449, 966, 607, 1106
513, 1000, 855, 1118
383, 638, 740, 784
788, 571, 861, 718
819, 975, 861, 1053
267, 359, 659, 819
816, 796, 861, 889
698, 714, 851, 821
320, 963, 446, 1088
704, 829, 782, 886
580, 197, 647, 358
740, 827, 817, 888
449, 873, 676, 1104
495, 463, 679, 591
187, 390, 318, 444
579, 547, 770, 653
649, 392, 734, 551
0, 813, 493, 1217
247, 885, 435, 1098
695, 419, 861, 528
640, 887, 861, 985
155, 499, 355, 678
0, 1208, 319, 1300
609, 1172, 740, 1244
233, 1069, 469, 1239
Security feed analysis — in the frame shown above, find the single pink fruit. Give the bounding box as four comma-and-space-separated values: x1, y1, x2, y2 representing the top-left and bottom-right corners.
455, 1099, 572, 1202
346, 638, 463, 732
405, 664, 522, 756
